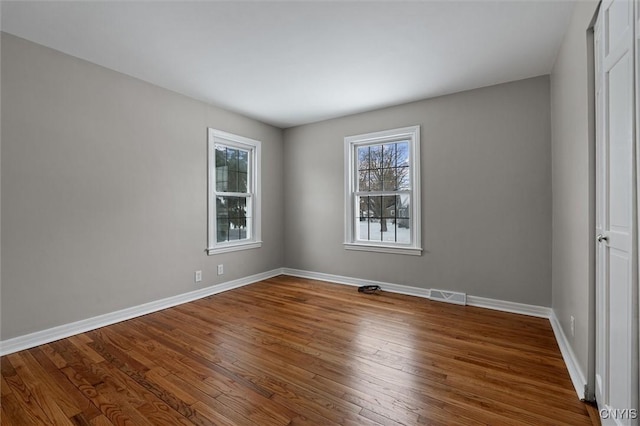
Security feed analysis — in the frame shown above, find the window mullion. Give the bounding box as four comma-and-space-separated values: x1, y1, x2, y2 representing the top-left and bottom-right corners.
214, 192, 252, 197
354, 191, 409, 196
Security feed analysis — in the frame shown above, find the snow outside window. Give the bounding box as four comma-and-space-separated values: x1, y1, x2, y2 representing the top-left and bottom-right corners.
344, 126, 422, 256
207, 129, 262, 255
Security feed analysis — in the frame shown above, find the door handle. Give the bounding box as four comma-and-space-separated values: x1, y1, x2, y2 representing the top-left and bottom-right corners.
597, 234, 609, 243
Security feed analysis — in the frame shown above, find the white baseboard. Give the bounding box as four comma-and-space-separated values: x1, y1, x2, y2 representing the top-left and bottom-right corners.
466, 295, 552, 318
0, 268, 283, 356
282, 268, 551, 318
281, 268, 431, 298
549, 311, 587, 400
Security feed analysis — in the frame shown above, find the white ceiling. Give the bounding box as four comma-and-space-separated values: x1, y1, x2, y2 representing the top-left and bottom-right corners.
1, 1, 575, 128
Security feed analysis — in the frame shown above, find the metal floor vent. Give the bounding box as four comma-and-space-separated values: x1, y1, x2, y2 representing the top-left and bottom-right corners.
429, 289, 467, 305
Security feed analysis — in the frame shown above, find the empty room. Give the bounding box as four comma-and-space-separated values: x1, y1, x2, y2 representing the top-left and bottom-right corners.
1, 0, 639, 425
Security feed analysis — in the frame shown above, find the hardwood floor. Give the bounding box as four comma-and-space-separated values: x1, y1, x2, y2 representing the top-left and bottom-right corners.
1, 275, 596, 425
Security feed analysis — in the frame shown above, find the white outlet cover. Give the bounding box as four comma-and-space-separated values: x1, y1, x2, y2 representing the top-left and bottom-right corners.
570, 316, 575, 336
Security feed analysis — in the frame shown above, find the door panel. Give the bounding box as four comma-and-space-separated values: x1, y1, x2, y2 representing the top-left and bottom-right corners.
606, 0, 630, 56
608, 54, 632, 230
609, 249, 632, 411
595, 0, 638, 425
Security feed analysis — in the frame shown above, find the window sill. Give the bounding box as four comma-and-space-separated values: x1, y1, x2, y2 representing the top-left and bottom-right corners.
207, 241, 262, 255
343, 243, 422, 256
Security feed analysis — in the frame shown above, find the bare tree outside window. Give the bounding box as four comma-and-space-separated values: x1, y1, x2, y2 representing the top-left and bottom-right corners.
356, 141, 411, 242
345, 125, 420, 255
208, 128, 262, 255
215, 145, 250, 242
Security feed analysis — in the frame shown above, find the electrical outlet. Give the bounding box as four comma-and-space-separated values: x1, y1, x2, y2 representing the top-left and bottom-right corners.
194, 270, 202, 283
217, 264, 224, 275
570, 316, 575, 337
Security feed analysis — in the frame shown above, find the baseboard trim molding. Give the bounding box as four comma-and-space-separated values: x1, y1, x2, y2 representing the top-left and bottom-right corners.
549, 311, 587, 400
0, 268, 283, 356
282, 268, 552, 319
466, 295, 552, 318
281, 268, 431, 298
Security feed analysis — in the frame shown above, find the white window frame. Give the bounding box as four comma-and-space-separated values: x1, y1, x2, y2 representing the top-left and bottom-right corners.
344, 125, 422, 256
207, 128, 262, 255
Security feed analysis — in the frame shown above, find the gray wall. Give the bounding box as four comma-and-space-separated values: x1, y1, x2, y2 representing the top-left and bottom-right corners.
1, 33, 284, 340
283, 76, 552, 306
550, 0, 599, 383
1, 29, 561, 341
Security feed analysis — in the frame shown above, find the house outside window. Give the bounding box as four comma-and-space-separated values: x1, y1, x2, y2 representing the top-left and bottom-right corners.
344, 125, 422, 256
207, 128, 261, 255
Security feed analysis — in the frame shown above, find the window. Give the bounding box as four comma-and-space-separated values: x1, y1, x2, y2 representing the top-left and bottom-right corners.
207, 128, 261, 255
344, 125, 421, 255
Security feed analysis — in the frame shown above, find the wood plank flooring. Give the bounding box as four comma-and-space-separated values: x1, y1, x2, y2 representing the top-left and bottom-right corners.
1, 275, 596, 425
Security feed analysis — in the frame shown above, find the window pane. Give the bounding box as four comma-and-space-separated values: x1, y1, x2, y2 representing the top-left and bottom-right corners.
381, 195, 396, 219
216, 168, 228, 192
358, 170, 369, 192
367, 218, 382, 241
396, 194, 411, 243
227, 170, 238, 193
356, 197, 372, 240
225, 149, 237, 192
232, 217, 248, 241
358, 196, 367, 216
238, 150, 248, 172
236, 197, 247, 218
397, 193, 410, 218
381, 195, 396, 242
356, 195, 410, 243
396, 166, 410, 190
226, 197, 237, 218
382, 143, 406, 190
369, 145, 383, 192
382, 168, 397, 191
238, 227, 247, 240
381, 220, 397, 242
216, 148, 249, 193
237, 150, 249, 192
357, 146, 370, 170
227, 148, 238, 171
369, 169, 383, 191
356, 143, 412, 191
217, 218, 229, 242
216, 197, 228, 218
382, 143, 396, 167
215, 146, 229, 192
215, 146, 227, 166
238, 172, 248, 193
356, 196, 378, 241
396, 142, 411, 190
369, 145, 382, 166
396, 141, 409, 166
216, 196, 250, 242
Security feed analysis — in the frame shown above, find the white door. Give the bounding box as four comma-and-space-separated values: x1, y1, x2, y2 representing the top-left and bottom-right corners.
595, 1, 638, 425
